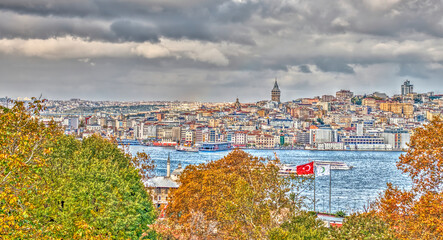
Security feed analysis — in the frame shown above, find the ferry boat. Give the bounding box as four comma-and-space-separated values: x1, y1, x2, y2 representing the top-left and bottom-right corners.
314, 161, 353, 170
118, 139, 142, 145
175, 145, 199, 152
152, 142, 178, 147
199, 142, 232, 152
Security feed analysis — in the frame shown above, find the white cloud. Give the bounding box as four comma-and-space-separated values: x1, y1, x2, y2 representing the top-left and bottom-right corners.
363, 0, 402, 11
0, 36, 231, 66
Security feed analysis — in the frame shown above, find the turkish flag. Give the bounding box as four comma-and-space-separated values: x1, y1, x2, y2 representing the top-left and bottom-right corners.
296, 162, 314, 175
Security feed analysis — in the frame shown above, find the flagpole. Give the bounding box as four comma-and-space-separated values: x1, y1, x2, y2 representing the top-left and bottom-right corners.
329, 164, 332, 214
314, 171, 316, 212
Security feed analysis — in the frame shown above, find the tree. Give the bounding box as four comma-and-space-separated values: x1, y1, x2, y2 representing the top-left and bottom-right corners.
328, 213, 397, 240
0, 99, 61, 238
377, 118, 443, 239
164, 149, 312, 239
1, 100, 157, 239
351, 97, 362, 105
39, 135, 157, 239
269, 211, 328, 240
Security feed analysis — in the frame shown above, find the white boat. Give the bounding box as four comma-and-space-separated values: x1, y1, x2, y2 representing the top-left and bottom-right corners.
175, 145, 199, 152
199, 142, 232, 152
314, 161, 353, 170
278, 164, 298, 176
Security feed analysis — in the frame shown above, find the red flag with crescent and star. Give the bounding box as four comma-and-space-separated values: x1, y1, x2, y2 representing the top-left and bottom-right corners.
296, 162, 314, 175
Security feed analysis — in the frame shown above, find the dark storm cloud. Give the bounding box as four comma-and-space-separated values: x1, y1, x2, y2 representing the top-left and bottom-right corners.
315, 59, 355, 74
0, 12, 114, 41
110, 20, 159, 43
398, 63, 430, 79
1, 0, 443, 41
1, 0, 443, 101
299, 65, 312, 73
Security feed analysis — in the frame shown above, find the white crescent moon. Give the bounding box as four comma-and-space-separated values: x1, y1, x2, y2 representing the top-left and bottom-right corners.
305, 165, 311, 171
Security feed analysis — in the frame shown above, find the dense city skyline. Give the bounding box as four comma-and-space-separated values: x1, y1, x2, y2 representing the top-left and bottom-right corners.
1, 0, 443, 101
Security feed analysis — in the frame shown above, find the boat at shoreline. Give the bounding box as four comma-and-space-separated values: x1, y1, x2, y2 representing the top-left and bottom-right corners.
117, 139, 142, 145
175, 145, 199, 152
315, 161, 353, 170
152, 142, 178, 147
278, 164, 301, 176
199, 142, 232, 152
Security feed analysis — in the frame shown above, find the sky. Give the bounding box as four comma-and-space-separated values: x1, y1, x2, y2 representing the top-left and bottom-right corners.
1, 0, 442, 102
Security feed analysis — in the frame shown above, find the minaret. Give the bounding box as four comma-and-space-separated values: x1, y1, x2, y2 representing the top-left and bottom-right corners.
166, 153, 171, 178
271, 78, 281, 102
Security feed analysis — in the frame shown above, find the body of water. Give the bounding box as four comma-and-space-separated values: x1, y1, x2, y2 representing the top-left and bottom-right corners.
128, 146, 411, 214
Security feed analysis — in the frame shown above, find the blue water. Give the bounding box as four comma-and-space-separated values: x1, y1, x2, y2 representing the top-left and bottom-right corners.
128, 146, 411, 214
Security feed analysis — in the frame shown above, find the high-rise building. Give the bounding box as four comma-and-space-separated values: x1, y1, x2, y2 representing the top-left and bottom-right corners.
401, 80, 413, 96
271, 78, 281, 102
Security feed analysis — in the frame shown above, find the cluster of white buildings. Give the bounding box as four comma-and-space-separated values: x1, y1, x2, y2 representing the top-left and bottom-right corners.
5, 80, 441, 152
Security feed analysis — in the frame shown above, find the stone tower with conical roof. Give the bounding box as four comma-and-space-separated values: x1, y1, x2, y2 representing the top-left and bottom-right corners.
234, 97, 241, 111
271, 78, 281, 102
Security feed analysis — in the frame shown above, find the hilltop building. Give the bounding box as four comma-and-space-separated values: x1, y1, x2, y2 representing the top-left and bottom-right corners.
271, 78, 281, 102
234, 97, 241, 111
401, 80, 413, 96
336, 90, 353, 100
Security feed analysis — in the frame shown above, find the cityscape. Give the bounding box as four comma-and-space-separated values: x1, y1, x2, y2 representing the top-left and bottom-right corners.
2, 0, 443, 239
2, 79, 441, 152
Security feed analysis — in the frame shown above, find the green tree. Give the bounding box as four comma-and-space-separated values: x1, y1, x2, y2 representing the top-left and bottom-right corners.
39, 135, 157, 239
328, 213, 397, 240
1, 100, 157, 239
351, 97, 362, 105
269, 211, 328, 240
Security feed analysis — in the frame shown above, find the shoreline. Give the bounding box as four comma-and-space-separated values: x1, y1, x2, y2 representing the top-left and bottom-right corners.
135, 145, 406, 153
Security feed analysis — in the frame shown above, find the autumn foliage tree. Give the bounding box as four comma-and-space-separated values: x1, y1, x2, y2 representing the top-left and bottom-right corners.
163, 149, 312, 239
377, 118, 443, 239
1, 100, 157, 239
0, 99, 61, 238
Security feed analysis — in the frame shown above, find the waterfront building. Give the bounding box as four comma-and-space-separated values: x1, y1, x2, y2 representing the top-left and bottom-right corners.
256, 134, 275, 148
317, 142, 344, 150
271, 78, 281, 102
309, 127, 337, 145
342, 135, 385, 145
295, 131, 310, 145
401, 80, 413, 96
233, 131, 247, 146
381, 129, 410, 150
